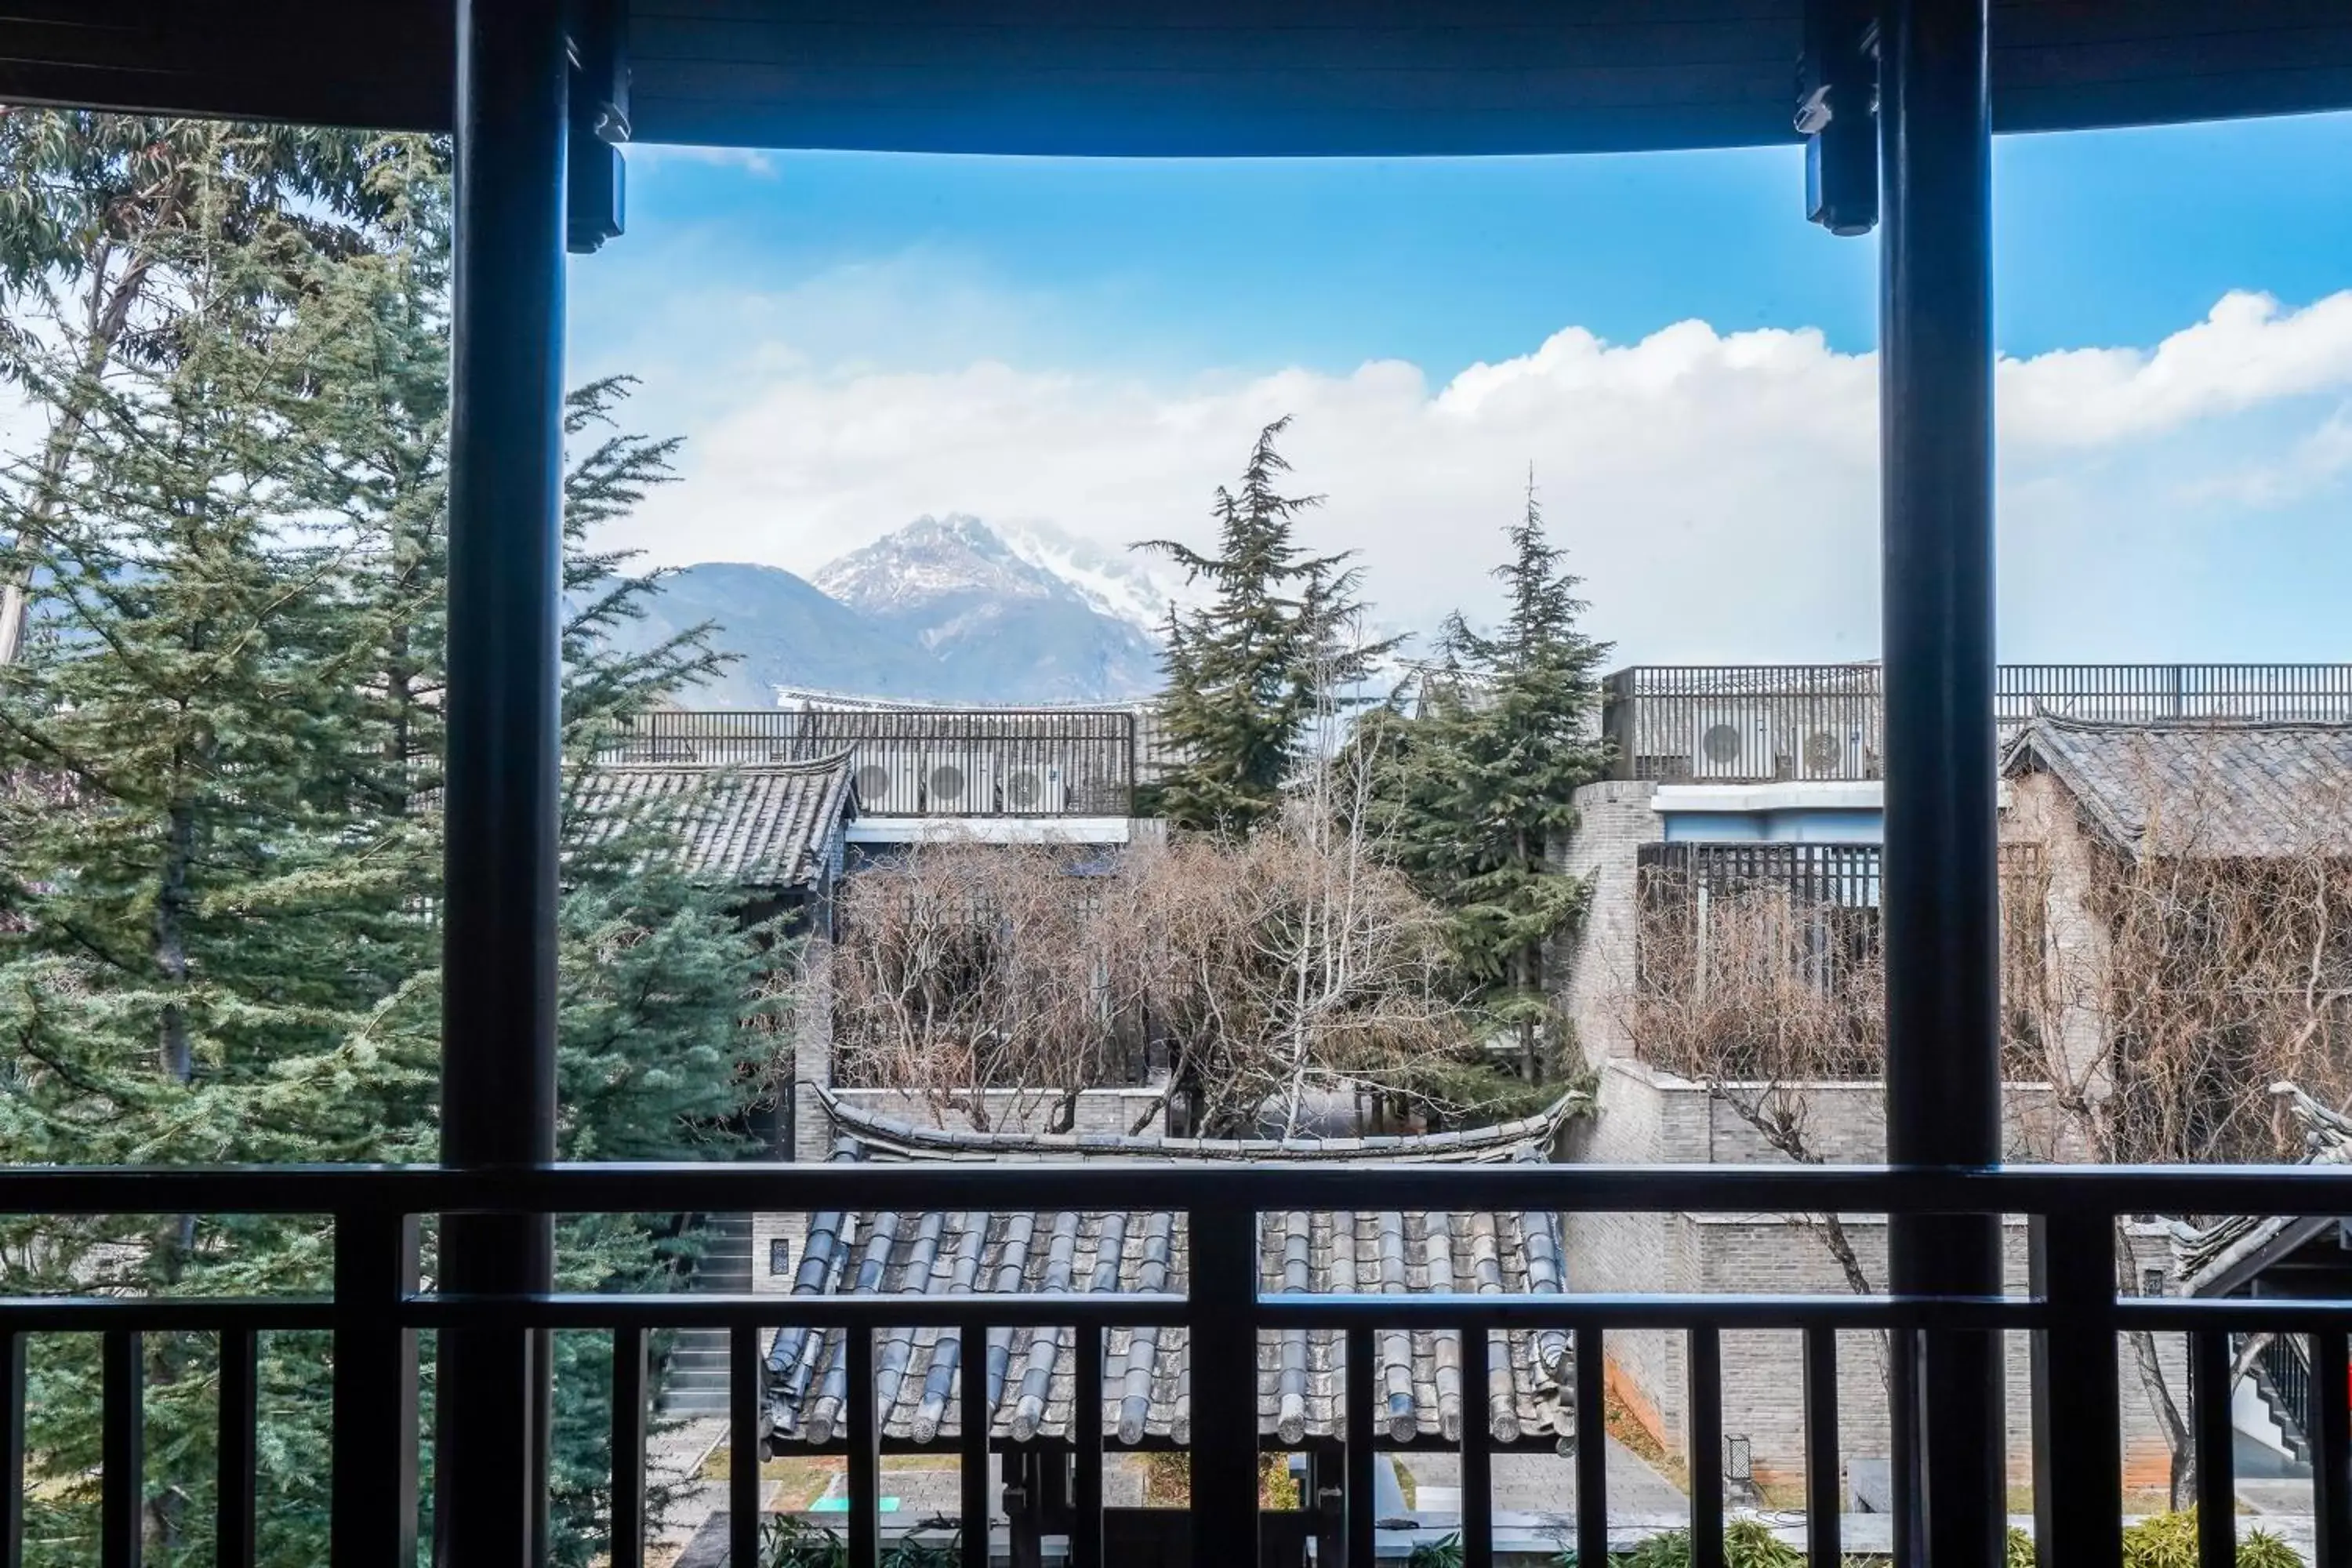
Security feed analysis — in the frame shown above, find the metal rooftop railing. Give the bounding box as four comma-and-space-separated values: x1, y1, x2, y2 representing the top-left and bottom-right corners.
603, 710, 1144, 818
1602, 664, 2352, 784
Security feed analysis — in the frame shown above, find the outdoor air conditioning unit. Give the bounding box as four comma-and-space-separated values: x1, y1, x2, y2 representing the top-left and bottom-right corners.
1796, 725, 1864, 780
1000, 762, 1067, 815
1690, 706, 1776, 782
919, 753, 993, 812
851, 758, 922, 815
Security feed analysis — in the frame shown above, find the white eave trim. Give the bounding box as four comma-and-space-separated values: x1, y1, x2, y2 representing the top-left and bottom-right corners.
847, 815, 1134, 846
1653, 782, 1886, 814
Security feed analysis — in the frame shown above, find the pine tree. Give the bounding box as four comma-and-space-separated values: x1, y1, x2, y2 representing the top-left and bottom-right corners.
0, 111, 442, 663
1374, 474, 1611, 1087
0, 114, 779, 1566
285, 159, 771, 1565
0, 156, 441, 1560
1142, 417, 1394, 834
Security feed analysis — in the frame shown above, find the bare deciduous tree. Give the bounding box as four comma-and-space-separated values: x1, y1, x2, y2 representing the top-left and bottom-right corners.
1613, 848, 2049, 1392
1618, 870, 1887, 1308
822, 801, 1475, 1140
1622, 735, 2352, 1501
827, 840, 1139, 1134
824, 622, 1479, 1138
2009, 735, 2352, 1504
1126, 801, 1469, 1138
826, 815, 1472, 1138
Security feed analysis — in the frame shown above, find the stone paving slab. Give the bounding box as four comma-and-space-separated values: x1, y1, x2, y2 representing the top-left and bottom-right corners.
1397, 1437, 1686, 1517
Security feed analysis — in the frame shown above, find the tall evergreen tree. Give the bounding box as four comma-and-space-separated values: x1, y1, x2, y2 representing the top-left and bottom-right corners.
0, 115, 777, 1566
1142, 417, 1393, 834
0, 111, 441, 662
0, 152, 441, 1560
1370, 474, 1611, 1084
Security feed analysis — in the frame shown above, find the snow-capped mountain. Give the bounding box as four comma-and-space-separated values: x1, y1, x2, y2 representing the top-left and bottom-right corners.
811, 514, 1060, 631
812, 515, 1165, 702
604, 561, 948, 708
610, 516, 1172, 708
993, 517, 1203, 640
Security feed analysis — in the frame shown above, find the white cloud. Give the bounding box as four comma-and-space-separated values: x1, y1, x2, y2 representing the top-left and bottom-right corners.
600, 285, 2352, 664
2190, 405, 2352, 508
1998, 291, 2352, 448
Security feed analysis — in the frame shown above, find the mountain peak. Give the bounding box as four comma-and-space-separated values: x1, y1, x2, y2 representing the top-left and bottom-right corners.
797, 514, 1166, 702
901, 512, 1007, 554
813, 513, 1066, 618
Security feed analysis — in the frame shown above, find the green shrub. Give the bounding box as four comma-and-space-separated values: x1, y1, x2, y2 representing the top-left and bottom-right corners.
1614, 1530, 1692, 1568
2121, 1510, 2307, 1568
882, 1531, 964, 1568
757, 1517, 962, 1568
2007, 1524, 2038, 1568
2125, 1509, 2199, 1568
1408, 1534, 1465, 1568
1603, 1523, 1802, 1568
2236, 1527, 2306, 1568
1725, 1520, 1804, 1568
761, 1516, 845, 1568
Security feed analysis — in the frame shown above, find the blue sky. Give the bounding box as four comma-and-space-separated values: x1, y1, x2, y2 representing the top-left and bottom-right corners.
569, 112, 2352, 666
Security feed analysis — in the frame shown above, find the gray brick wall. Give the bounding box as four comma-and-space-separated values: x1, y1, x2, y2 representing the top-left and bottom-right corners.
789, 942, 837, 1166
752, 1207, 801, 1295
1571, 1061, 2188, 1485
1552, 780, 2186, 1488
2005, 771, 2119, 1124
1617, 1212, 2186, 1491
1555, 781, 1661, 1071
1577, 1055, 2065, 1170
764, 941, 838, 1294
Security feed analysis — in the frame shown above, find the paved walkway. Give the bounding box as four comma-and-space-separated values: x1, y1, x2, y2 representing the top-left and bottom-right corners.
668, 1439, 1682, 1565
654, 1433, 2330, 1567
646, 1417, 731, 1568
1397, 1436, 1687, 1516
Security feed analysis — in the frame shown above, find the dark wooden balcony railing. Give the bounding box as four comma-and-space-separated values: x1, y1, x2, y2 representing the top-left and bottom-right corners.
1603, 663, 2352, 783
602, 710, 1141, 818
7, 1160, 2348, 1568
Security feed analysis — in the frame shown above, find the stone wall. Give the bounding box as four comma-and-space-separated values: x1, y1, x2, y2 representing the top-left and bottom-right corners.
1554, 780, 1662, 1069
1551, 786, 2185, 1491
2002, 770, 2117, 1112
1664, 1214, 2183, 1493
1575, 1055, 2063, 1168
1564, 1061, 2186, 1488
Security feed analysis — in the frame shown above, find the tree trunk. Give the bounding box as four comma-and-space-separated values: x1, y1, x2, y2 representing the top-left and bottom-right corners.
1714, 1087, 1895, 1399
2128, 1327, 2193, 1509
149, 792, 198, 1552
1516, 829, 1540, 1083
156, 795, 194, 1087
1, 243, 158, 664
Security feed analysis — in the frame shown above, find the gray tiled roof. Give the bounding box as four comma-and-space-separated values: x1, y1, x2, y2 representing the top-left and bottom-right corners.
2002, 717, 2352, 858
765, 1112, 1578, 1450
571, 755, 854, 890
2172, 1083, 2352, 1294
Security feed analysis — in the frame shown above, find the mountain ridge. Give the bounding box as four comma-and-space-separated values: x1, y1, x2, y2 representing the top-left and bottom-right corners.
610, 517, 1172, 708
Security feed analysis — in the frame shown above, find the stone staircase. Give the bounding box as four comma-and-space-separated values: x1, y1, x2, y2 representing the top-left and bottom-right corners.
662, 1214, 753, 1417
2246, 1359, 2313, 1473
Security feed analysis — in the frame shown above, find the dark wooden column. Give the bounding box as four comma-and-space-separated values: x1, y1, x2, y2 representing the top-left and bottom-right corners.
1878, 1, 2007, 1563
437, 0, 568, 1561
1191, 1205, 1262, 1567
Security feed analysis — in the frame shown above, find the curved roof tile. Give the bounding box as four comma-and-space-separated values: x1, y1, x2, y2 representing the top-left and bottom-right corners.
571, 753, 855, 889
